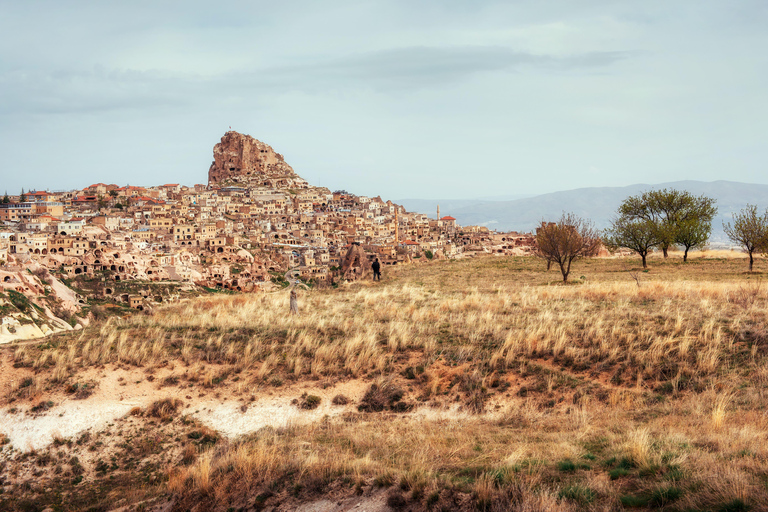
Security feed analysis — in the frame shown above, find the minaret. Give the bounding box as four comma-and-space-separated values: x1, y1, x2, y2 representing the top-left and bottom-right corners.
395, 207, 399, 246
437, 204, 440, 220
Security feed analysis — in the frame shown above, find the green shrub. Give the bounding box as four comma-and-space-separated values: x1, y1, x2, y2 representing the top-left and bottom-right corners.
299, 394, 321, 410
559, 485, 596, 505
609, 468, 630, 480
649, 486, 682, 507
620, 494, 648, 507
8, 290, 30, 312
718, 499, 751, 512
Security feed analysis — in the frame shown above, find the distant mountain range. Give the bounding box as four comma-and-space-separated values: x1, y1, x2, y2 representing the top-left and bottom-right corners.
397, 180, 768, 243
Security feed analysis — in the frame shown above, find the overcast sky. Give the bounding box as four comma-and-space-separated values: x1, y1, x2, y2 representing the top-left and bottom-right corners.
1, 1, 767, 200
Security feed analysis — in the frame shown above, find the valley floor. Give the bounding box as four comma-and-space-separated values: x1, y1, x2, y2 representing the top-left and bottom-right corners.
1, 252, 768, 511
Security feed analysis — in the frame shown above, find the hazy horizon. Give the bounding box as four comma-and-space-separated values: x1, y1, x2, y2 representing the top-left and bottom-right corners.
2, 2, 767, 199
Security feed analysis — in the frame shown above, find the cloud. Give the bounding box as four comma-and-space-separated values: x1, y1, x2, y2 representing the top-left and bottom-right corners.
0, 46, 632, 116
292, 46, 632, 89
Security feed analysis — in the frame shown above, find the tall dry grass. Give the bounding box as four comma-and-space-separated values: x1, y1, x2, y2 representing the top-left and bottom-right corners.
167, 388, 768, 511
18, 277, 766, 398
7, 256, 768, 510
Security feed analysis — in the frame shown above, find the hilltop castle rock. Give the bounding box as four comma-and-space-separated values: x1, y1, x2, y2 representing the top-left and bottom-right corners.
208, 131, 308, 189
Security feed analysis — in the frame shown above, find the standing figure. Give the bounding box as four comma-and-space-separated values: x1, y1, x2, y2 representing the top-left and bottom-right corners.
372, 258, 381, 281
289, 288, 299, 315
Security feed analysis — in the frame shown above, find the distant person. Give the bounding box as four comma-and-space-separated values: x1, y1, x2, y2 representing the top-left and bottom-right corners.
289, 288, 299, 315
372, 258, 381, 281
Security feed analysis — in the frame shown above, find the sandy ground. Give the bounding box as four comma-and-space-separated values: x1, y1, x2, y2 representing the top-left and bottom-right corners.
0, 361, 489, 452
0, 363, 372, 451
293, 493, 390, 512
190, 380, 367, 438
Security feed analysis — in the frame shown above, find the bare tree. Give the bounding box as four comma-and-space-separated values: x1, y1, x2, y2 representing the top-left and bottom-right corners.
536, 213, 601, 283
723, 204, 768, 271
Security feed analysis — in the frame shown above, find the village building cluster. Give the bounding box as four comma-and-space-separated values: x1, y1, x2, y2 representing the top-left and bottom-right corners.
0, 132, 536, 307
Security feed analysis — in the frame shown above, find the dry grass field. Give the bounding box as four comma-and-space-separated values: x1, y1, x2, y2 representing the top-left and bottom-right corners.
2, 252, 768, 511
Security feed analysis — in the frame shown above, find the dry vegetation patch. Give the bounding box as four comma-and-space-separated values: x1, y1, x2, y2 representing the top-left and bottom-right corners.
3, 255, 768, 510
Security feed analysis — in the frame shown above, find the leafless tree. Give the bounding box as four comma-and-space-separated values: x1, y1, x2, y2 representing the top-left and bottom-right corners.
723, 204, 768, 271
536, 213, 601, 283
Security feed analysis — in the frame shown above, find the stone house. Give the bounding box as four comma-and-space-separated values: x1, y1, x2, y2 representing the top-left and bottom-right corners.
91, 215, 121, 231
57, 218, 85, 235
0, 202, 34, 222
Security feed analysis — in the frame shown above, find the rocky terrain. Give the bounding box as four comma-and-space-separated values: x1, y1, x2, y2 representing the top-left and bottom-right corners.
208, 131, 309, 189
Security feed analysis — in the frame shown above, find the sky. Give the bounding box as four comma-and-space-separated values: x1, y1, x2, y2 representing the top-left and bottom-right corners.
1, 1, 767, 200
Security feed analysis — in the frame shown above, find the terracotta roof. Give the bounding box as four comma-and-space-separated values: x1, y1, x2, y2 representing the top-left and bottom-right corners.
440, 216, 456, 221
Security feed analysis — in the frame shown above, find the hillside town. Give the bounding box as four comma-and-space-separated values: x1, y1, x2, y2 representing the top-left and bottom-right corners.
0, 132, 535, 341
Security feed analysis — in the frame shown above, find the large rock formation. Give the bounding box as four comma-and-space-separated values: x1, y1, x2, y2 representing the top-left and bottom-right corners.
208, 131, 308, 189
340, 244, 372, 281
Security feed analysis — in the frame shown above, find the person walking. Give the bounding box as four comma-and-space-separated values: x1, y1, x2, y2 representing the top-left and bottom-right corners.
372, 258, 381, 281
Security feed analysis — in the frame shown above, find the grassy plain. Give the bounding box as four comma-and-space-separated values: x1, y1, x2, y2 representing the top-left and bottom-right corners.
3, 251, 768, 511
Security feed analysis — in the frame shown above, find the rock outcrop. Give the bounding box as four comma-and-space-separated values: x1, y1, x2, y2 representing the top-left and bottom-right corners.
340, 244, 371, 281
208, 131, 308, 189
0, 268, 80, 344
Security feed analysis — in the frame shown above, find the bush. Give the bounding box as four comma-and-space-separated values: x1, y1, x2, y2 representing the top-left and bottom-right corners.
181, 444, 197, 465
32, 267, 51, 284
146, 398, 182, 421
8, 290, 31, 313
332, 394, 350, 405
187, 426, 219, 447
559, 485, 596, 505
66, 382, 95, 399
373, 472, 395, 487
386, 489, 407, 509
460, 372, 488, 413
30, 400, 54, 413
649, 486, 682, 507
717, 499, 750, 512
358, 380, 410, 412
620, 495, 648, 507
297, 393, 321, 410
609, 468, 630, 480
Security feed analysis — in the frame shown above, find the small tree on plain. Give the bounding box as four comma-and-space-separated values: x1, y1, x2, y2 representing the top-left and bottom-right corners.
676, 217, 712, 262
619, 189, 717, 258
723, 204, 768, 271
604, 216, 661, 269
535, 213, 601, 283
675, 196, 717, 261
